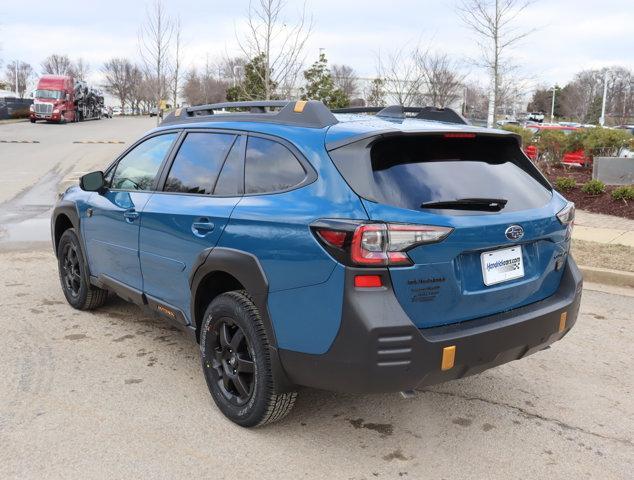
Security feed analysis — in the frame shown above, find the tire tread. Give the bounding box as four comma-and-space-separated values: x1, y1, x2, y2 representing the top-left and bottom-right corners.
213, 290, 297, 427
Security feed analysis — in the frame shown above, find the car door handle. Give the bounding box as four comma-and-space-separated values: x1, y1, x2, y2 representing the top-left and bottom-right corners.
191, 219, 215, 236
123, 209, 140, 222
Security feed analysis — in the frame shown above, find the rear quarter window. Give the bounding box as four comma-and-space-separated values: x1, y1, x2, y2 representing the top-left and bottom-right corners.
329, 134, 552, 214
244, 136, 307, 194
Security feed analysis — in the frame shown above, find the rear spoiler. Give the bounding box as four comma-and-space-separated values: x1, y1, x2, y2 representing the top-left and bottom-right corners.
326, 129, 522, 152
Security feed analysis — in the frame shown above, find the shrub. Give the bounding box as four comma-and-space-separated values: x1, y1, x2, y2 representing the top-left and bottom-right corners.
564, 130, 587, 153
555, 177, 576, 191
10, 108, 30, 119
536, 130, 567, 166
501, 125, 533, 147
612, 185, 634, 201
581, 127, 633, 157
581, 179, 606, 195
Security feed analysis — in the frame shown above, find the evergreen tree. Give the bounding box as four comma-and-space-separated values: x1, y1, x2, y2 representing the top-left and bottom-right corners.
300, 53, 349, 109
226, 54, 275, 101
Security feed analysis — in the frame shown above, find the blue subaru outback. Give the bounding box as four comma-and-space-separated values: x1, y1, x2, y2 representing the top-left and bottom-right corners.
52, 101, 582, 427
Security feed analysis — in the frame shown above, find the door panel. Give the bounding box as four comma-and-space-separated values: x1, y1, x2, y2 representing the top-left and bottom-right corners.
82, 191, 152, 290
139, 195, 240, 321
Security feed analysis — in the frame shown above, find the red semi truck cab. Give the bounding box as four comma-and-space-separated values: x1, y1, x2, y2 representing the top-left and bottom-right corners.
30, 75, 76, 123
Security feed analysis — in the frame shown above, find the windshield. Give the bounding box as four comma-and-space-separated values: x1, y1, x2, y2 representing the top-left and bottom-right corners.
34, 89, 63, 99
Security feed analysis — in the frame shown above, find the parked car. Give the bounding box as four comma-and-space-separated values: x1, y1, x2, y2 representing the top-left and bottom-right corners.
523, 124, 590, 166
111, 106, 122, 116
101, 107, 113, 118
149, 107, 160, 117
527, 112, 545, 123
52, 100, 582, 427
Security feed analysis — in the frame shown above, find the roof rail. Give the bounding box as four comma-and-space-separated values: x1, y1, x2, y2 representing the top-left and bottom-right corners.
331, 105, 469, 125
161, 100, 338, 128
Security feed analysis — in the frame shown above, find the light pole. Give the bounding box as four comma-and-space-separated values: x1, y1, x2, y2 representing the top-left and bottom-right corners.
550, 85, 556, 124
15, 60, 19, 97
599, 70, 608, 127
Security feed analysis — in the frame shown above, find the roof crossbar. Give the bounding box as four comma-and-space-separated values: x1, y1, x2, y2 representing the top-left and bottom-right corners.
331, 105, 469, 125
161, 100, 339, 128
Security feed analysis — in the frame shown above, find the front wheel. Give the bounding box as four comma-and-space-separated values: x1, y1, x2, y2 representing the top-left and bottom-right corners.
57, 228, 108, 310
200, 291, 297, 427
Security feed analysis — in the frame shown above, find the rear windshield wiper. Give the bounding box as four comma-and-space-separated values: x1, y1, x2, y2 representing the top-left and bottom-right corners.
420, 198, 508, 212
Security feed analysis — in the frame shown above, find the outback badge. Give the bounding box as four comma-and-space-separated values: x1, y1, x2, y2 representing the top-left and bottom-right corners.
505, 225, 524, 241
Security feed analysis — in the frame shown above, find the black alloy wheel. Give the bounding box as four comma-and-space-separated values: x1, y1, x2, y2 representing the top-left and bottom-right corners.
205, 317, 255, 406
61, 242, 82, 298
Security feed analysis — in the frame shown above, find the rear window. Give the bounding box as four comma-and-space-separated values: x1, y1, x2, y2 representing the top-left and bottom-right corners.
329, 134, 552, 214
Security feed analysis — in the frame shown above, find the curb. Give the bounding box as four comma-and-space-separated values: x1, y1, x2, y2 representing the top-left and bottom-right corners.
578, 265, 634, 289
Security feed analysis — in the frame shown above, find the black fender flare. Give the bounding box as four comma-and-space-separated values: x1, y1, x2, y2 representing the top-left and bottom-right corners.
51, 201, 81, 256
189, 247, 294, 391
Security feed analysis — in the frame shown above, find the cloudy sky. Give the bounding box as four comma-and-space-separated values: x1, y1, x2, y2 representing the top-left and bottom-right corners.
1, 0, 632, 92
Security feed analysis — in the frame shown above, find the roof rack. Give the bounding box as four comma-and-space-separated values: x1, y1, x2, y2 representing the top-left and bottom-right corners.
161, 100, 339, 128
331, 105, 468, 125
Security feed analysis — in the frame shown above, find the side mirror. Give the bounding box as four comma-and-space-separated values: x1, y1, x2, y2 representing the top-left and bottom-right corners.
80, 171, 106, 192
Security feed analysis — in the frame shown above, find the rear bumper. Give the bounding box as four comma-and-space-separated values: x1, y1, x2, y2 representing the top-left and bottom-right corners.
279, 257, 583, 393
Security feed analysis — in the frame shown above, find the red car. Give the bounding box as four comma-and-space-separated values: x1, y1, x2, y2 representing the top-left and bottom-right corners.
523, 125, 590, 166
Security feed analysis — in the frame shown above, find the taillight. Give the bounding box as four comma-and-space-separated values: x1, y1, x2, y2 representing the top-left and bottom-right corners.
312, 221, 453, 267
556, 202, 575, 239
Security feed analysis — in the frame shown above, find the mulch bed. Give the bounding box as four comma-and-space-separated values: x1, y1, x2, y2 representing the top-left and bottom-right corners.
544, 165, 634, 220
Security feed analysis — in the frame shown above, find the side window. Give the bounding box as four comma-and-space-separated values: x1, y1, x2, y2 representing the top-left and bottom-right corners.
164, 132, 236, 194
111, 133, 177, 191
244, 137, 306, 194
213, 135, 245, 196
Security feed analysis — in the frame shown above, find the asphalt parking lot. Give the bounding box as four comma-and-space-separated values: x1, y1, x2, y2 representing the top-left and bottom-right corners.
0, 118, 632, 479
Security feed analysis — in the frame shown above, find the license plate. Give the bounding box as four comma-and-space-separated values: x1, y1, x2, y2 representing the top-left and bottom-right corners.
481, 246, 525, 286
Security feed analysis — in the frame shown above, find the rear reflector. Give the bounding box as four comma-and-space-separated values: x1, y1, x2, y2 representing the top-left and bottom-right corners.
559, 312, 567, 332
354, 275, 383, 288
441, 345, 456, 371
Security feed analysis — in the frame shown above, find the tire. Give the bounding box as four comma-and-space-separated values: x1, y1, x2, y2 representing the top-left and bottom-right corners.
30, 119, 36, 123
57, 228, 108, 310
200, 291, 297, 427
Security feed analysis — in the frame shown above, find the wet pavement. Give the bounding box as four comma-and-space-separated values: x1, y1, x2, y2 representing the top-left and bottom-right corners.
0, 117, 154, 251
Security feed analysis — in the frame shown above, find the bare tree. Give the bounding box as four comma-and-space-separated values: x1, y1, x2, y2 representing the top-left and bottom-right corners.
4, 60, 34, 98
128, 65, 148, 114
236, 0, 312, 100
375, 45, 425, 106
74, 58, 90, 81
218, 56, 247, 87
168, 16, 183, 108
102, 58, 133, 111
182, 66, 228, 106
138, 0, 173, 123
463, 81, 489, 119
457, 0, 536, 127
365, 77, 386, 106
41, 54, 75, 76
417, 52, 467, 108
331, 64, 359, 98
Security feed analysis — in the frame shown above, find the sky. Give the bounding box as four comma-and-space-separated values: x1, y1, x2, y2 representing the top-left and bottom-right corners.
1, 0, 633, 95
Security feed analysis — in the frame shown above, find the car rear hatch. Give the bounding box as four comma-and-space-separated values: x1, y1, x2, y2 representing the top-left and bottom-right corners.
328, 131, 573, 329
